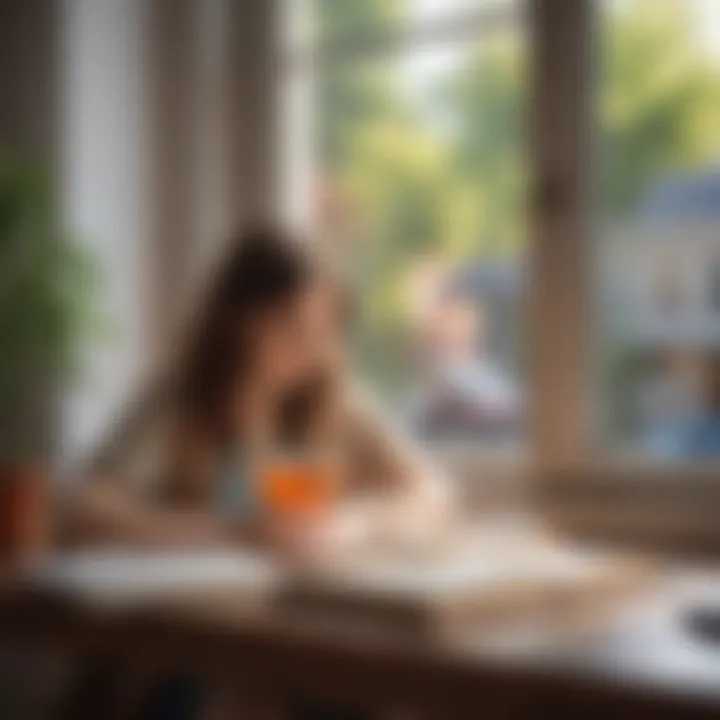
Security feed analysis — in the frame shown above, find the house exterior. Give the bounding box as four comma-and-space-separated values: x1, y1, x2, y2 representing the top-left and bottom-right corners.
602, 170, 720, 457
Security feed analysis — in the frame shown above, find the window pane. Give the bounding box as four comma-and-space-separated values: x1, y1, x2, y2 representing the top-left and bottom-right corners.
599, 0, 720, 459
293, 6, 527, 444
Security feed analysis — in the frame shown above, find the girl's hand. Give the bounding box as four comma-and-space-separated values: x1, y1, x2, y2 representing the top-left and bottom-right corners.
263, 507, 370, 565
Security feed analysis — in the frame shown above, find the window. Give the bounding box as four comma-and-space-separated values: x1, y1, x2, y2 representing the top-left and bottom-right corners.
599, 0, 720, 461
281, 0, 720, 498
282, 0, 527, 449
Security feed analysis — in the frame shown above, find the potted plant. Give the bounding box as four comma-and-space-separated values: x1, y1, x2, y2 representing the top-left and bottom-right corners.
0, 154, 97, 561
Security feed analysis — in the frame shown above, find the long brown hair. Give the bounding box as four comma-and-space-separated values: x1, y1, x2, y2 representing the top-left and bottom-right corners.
179, 225, 338, 445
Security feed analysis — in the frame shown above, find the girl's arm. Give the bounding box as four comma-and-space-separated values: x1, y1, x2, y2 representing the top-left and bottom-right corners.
65, 477, 233, 548
64, 416, 292, 552
63, 419, 234, 549
327, 387, 455, 551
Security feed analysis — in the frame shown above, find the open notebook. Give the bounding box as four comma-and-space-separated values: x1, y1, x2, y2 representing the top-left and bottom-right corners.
276, 530, 653, 636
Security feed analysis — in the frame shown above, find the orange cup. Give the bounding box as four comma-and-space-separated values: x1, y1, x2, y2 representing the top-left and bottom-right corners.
257, 457, 337, 517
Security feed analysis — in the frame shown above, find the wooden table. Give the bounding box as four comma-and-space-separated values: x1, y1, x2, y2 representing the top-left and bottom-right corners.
2, 567, 720, 718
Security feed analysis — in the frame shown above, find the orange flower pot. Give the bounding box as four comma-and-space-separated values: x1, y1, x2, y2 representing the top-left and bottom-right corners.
0, 466, 46, 564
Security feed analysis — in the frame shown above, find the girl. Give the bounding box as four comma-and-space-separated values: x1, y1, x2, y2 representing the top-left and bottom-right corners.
70, 225, 451, 559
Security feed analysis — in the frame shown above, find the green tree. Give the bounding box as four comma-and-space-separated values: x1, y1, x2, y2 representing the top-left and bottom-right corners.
316, 0, 407, 168
443, 34, 526, 257
315, 0, 405, 45
601, 0, 720, 215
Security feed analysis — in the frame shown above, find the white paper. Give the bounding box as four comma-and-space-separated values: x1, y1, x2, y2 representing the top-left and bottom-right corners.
28, 548, 279, 605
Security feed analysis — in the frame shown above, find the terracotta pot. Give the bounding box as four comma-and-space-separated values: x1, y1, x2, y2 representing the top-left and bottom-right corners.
0, 466, 46, 564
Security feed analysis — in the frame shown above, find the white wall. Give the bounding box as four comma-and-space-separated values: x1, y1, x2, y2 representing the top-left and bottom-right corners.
60, 0, 149, 468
